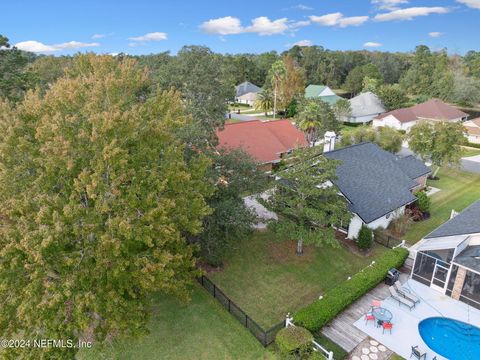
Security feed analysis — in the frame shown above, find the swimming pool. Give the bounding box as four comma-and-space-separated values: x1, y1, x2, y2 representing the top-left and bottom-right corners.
418, 317, 480, 360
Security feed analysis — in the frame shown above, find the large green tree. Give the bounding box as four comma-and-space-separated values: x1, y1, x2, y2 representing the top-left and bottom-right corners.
267, 147, 350, 255
408, 121, 465, 178
295, 99, 339, 146
0, 55, 213, 359
340, 126, 403, 153
378, 84, 409, 110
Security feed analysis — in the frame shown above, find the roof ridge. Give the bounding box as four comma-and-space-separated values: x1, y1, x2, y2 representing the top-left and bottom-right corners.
325, 141, 374, 154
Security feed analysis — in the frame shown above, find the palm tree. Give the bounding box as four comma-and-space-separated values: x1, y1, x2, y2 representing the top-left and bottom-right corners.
255, 89, 273, 116
296, 101, 322, 146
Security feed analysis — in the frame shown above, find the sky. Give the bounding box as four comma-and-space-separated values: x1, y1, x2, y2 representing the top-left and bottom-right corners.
3, 0, 480, 56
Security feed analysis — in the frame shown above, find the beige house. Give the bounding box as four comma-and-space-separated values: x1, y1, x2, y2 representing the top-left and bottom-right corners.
464, 117, 480, 144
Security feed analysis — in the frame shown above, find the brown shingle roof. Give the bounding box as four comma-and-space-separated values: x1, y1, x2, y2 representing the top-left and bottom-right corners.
376, 108, 417, 123
216, 120, 308, 164
465, 126, 480, 136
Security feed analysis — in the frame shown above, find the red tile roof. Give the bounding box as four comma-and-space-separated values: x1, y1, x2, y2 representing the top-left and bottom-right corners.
216, 119, 308, 163
375, 99, 468, 123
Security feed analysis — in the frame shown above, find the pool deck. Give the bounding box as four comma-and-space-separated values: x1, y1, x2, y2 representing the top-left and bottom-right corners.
353, 279, 480, 360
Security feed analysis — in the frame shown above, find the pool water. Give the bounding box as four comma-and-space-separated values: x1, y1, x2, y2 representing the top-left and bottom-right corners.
418, 317, 480, 360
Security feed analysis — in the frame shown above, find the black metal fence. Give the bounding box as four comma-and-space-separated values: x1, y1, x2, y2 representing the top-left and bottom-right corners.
197, 275, 285, 346
374, 233, 403, 249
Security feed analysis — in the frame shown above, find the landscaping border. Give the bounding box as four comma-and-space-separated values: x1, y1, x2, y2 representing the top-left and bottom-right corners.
197, 275, 285, 347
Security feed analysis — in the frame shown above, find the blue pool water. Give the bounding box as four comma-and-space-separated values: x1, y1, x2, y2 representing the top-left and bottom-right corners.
418, 317, 480, 360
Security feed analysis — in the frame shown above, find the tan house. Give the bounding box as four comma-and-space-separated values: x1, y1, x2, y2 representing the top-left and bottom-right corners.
373, 99, 469, 132
464, 117, 480, 144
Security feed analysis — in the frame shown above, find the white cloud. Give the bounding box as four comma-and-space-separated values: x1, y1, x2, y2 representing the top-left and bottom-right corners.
364, 41, 383, 47
200, 16, 243, 35
309, 13, 369, 27
293, 40, 313, 47
374, 7, 449, 22
200, 16, 290, 36
245, 17, 289, 35
15, 40, 99, 53
429, 31, 443, 38
92, 34, 106, 39
290, 20, 311, 29
457, 0, 480, 9
371, 0, 409, 11
128, 32, 168, 42
294, 4, 313, 10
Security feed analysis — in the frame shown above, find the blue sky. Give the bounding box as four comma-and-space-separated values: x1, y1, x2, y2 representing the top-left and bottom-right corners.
3, 0, 480, 55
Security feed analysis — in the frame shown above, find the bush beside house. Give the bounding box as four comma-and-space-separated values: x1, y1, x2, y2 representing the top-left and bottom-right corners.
294, 247, 409, 332
276, 326, 314, 359
357, 226, 373, 250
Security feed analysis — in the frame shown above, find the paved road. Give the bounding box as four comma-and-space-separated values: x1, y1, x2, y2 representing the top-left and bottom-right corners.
398, 147, 480, 174
228, 112, 257, 121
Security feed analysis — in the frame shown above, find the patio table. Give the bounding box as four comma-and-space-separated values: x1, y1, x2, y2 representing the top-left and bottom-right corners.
372, 307, 392, 326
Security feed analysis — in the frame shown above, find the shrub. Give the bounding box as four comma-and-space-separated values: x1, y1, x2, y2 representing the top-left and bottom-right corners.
294, 247, 409, 332
276, 326, 314, 358
467, 142, 480, 149
357, 226, 373, 250
389, 212, 413, 237
415, 191, 431, 213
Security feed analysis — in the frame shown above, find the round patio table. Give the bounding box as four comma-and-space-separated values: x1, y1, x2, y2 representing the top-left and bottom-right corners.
372, 307, 392, 325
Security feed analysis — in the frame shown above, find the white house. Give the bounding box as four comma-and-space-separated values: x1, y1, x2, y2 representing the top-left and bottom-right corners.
323, 139, 430, 239
464, 117, 480, 144
410, 201, 480, 310
345, 91, 386, 124
373, 99, 469, 131
235, 81, 261, 105
236, 92, 257, 106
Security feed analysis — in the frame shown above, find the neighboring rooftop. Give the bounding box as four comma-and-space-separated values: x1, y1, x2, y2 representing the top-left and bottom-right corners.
454, 245, 480, 273
216, 120, 308, 164
349, 92, 386, 117
305, 84, 342, 104
235, 81, 261, 97
376, 99, 468, 123
425, 200, 480, 239
324, 142, 429, 223
305, 84, 327, 98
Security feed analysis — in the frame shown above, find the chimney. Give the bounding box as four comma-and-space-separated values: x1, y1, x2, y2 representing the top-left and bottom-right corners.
323, 131, 336, 153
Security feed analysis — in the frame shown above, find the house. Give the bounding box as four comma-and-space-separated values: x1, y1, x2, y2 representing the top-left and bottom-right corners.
345, 91, 387, 124
323, 141, 430, 239
305, 85, 342, 106
464, 117, 480, 144
373, 99, 469, 131
216, 119, 308, 171
410, 200, 480, 310
235, 81, 261, 105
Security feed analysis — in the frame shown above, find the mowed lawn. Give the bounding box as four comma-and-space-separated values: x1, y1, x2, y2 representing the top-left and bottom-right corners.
209, 231, 388, 328
80, 284, 275, 360
405, 168, 480, 244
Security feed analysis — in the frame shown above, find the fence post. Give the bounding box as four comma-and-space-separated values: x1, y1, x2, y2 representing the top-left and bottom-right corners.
328, 351, 334, 360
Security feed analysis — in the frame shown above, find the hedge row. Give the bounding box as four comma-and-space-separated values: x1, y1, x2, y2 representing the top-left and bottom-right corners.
294, 247, 409, 332
466, 142, 480, 149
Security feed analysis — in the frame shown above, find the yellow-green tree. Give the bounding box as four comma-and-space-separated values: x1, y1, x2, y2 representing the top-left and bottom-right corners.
0, 54, 213, 359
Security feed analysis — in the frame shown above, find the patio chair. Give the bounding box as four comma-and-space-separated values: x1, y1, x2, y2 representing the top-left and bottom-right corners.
389, 286, 415, 310
365, 312, 375, 326
382, 321, 393, 334
394, 281, 420, 304
410, 345, 427, 360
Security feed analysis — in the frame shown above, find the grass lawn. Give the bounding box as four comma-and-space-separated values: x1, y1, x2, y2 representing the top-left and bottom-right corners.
404, 168, 480, 244
461, 146, 480, 158
339, 123, 366, 137
209, 231, 389, 328
79, 284, 276, 360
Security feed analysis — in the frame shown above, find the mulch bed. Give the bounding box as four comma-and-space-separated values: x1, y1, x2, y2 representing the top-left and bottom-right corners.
335, 231, 374, 257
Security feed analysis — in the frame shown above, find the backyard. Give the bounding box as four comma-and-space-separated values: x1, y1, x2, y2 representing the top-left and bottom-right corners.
405, 167, 480, 244
80, 285, 275, 360
209, 231, 389, 328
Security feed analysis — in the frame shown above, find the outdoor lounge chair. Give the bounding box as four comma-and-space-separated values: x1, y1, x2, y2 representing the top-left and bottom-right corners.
394, 281, 420, 304
410, 345, 427, 360
389, 286, 415, 310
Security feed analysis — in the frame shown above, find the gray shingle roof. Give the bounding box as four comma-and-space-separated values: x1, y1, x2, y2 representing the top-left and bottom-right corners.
324, 142, 422, 223
396, 155, 431, 179
349, 92, 386, 117
454, 245, 480, 272
235, 81, 261, 97
425, 201, 480, 239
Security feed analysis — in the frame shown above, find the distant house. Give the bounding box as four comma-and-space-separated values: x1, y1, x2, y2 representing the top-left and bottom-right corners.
216, 119, 308, 171
324, 141, 430, 239
464, 117, 480, 144
345, 91, 387, 124
373, 99, 468, 131
235, 81, 261, 106
410, 200, 480, 310
305, 85, 342, 106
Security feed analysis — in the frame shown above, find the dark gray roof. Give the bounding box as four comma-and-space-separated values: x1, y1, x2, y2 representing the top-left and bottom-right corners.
396, 155, 431, 180
235, 81, 261, 97
454, 245, 480, 272
425, 201, 480, 239
324, 142, 420, 223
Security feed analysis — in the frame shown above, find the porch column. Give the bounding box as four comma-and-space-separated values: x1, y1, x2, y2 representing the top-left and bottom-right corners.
451, 267, 467, 300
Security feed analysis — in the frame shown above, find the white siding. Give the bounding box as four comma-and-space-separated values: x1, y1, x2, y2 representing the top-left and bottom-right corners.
347, 114, 377, 124
347, 206, 406, 239
467, 134, 480, 144
372, 115, 417, 132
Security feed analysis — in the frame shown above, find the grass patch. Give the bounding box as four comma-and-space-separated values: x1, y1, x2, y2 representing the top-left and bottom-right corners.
461, 146, 480, 157
404, 168, 480, 244
313, 334, 348, 360
79, 284, 275, 360
209, 231, 388, 328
